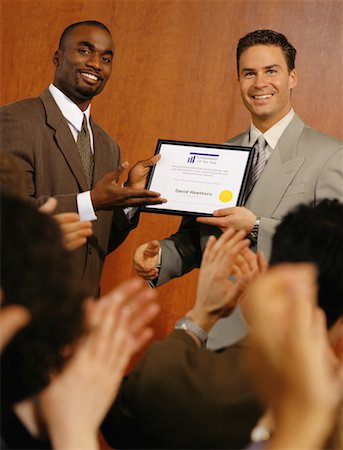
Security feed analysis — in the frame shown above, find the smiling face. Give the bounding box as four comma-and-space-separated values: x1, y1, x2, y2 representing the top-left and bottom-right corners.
238, 45, 297, 132
53, 24, 113, 110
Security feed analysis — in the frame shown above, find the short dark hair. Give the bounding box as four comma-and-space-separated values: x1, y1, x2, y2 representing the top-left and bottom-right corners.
236, 29, 296, 75
0, 193, 87, 404
270, 199, 343, 327
58, 20, 111, 49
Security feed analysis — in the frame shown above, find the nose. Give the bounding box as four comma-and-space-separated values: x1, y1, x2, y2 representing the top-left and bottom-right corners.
86, 53, 102, 70
254, 72, 268, 89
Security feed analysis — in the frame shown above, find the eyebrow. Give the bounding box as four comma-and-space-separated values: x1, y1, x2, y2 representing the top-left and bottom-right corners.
241, 64, 281, 73
78, 40, 113, 57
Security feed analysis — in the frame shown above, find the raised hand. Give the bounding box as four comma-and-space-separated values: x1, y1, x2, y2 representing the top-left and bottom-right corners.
91, 166, 167, 210
246, 264, 342, 450
39, 277, 160, 450
186, 228, 250, 332
133, 240, 161, 280
39, 198, 93, 251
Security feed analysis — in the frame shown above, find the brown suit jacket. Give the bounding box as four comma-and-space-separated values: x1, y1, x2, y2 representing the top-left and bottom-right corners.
0, 89, 137, 295
101, 330, 262, 449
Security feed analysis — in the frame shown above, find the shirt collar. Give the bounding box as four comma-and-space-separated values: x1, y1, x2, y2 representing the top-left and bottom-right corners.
49, 83, 91, 132
249, 109, 295, 149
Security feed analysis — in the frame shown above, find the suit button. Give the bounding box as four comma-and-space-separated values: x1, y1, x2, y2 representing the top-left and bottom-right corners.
88, 247, 92, 255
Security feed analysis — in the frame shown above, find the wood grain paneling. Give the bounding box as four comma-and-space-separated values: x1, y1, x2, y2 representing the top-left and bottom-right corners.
1, 0, 342, 342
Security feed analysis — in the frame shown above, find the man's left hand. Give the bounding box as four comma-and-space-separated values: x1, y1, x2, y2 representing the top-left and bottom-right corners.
196, 206, 256, 234
125, 154, 161, 190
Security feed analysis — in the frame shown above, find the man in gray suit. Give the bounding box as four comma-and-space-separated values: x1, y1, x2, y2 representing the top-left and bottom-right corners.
133, 30, 343, 345
0, 21, 165, 296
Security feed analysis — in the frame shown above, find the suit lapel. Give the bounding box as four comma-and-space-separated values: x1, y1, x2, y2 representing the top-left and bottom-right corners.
40, 89, 89, 191
245, 115, 306, 215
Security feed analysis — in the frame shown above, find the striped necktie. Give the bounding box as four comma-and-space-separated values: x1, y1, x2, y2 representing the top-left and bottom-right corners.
77, 114, 94, 189
243, 135, 267, 204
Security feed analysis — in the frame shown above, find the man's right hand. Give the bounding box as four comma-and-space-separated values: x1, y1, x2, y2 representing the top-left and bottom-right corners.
133, 240, 160, 281
91, 168, 167, 210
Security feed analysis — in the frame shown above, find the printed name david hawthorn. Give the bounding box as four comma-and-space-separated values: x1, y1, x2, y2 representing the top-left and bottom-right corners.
175, 189, 213, 196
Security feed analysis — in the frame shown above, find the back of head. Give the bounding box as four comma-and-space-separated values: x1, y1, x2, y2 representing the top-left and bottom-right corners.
0, 193, 86, 404
270, 199, 343, 327
236, 29, 296, 75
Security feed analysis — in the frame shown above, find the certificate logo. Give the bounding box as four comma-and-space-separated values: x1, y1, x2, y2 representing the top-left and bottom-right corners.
187, 152, 219, 164
219, 190, 233, 203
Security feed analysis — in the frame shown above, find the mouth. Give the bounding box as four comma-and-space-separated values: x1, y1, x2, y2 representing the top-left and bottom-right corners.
251, 94, 274, 100
79, 71, 103, 84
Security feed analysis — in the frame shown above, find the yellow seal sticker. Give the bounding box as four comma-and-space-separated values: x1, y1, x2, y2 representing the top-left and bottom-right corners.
219, 190, 233, 203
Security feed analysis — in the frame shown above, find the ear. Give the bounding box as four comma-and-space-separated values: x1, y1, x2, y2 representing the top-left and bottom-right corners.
52, 50, 61, 67
289, 69, 298, 89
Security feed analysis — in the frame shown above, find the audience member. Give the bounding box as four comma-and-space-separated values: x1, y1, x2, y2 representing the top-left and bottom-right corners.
101, 200, 343, 450
0, 192, 159, 449
246, 264, 342, 450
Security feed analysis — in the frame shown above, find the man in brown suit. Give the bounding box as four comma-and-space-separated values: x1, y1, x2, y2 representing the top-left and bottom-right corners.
0, 21, 165, 295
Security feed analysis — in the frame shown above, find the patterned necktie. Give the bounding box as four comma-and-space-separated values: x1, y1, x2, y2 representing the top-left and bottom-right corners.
77, 114, 94, 189
243, 135, 267, 204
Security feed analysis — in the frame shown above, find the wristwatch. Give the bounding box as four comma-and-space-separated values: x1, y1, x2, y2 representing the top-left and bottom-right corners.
174, 316, 207, 346
249, 217, 261, 244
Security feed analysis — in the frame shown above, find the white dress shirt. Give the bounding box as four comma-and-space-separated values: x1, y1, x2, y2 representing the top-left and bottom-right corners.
248, 108, 295, 160
49, 83, 97, 220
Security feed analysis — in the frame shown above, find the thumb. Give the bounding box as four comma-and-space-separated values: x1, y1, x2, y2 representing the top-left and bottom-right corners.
0, 306, 31, 351
143, 240, 160, 258
39, 197, 58, 215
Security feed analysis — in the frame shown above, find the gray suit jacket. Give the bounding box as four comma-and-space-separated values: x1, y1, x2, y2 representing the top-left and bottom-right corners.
0, 89, 136, 295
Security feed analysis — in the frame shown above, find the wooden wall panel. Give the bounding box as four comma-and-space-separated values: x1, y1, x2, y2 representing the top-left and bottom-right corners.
1, 0, 342, 342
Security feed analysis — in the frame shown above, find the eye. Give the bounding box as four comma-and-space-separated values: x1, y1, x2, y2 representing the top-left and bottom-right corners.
267, 69, 277, 75
79, 47, 90, 55
102, 55, 112, 64
244, 72, 255, 78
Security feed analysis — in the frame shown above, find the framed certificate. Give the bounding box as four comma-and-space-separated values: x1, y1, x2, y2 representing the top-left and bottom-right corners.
142, 139, 253, 216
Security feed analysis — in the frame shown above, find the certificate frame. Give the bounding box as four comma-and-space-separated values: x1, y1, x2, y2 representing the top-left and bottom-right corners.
142, 139, 254, 216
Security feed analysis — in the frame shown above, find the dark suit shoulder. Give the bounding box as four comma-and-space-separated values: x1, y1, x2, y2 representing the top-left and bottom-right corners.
106, 330, 261, 449
1, 96, 44, 118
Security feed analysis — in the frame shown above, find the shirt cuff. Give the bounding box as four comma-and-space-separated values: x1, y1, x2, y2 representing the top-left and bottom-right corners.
77, 191, 97, 221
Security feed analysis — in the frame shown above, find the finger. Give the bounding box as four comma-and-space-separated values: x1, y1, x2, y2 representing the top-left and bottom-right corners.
196, 216, 223, 226
240, 247, 259, 275
143, 240, 160, 258
140, 154, 161, 167
257, 251, 268, 273
0, 306, 30, 350
201, 235, 217, 265
39, 197, 58, 214
213, 208, 233, 217
123, 197, 167, 207
53, 212, 80, 225
124, 188, 163, 198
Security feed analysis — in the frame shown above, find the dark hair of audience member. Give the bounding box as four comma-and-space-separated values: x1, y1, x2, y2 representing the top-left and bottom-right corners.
0, 192, 88, 405
270, 199, 343, 327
